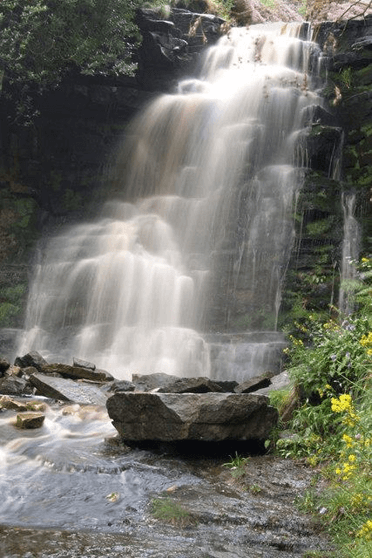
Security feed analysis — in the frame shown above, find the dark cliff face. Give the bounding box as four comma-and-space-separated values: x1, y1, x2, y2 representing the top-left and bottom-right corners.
280, 16, 372, 328
0, 10, 371, 344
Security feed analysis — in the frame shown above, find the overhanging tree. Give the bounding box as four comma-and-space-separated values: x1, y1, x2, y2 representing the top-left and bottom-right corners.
0, 0, 142, 122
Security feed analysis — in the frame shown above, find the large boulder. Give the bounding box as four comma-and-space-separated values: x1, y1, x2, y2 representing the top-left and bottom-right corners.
106, 392, 278, 442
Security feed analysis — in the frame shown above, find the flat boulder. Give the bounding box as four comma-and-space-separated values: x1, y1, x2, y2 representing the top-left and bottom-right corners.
29, 372, 108, 406
106, 392, 278, 442
40, 363, 114, 383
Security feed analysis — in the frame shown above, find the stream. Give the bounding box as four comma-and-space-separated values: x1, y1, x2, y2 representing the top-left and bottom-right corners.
0, 400, 331, 558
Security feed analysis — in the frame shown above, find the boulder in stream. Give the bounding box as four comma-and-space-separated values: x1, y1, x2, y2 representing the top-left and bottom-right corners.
15, 411, 45, 429
106, 392, 278, 442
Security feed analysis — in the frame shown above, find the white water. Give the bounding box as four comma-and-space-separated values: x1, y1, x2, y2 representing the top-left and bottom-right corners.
18, 23, 322, 381
339, 193, 361, 314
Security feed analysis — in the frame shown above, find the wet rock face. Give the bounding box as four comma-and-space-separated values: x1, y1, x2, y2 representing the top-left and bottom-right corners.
280, 16, 372, 327
106, 391, 278, 442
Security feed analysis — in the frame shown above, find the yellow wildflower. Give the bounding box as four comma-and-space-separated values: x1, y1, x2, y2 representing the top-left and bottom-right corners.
360, 332, 372, 347
331, 394, 352, 413
357, 519, 372, 541
342, 434, 353, 448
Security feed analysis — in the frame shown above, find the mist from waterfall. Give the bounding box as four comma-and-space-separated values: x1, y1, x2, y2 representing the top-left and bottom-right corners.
18, 23, 323, 381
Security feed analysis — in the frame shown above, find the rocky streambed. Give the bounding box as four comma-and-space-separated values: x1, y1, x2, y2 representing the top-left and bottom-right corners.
0, 447, 332, 558
0, 353, 332, 557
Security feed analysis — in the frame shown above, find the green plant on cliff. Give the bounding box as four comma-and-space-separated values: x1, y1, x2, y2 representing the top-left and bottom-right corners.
0, 0, 142, 123
0, 284, 26, 327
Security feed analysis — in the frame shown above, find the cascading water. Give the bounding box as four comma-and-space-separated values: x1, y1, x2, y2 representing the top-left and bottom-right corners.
339, 193, 361, 314
18, 23, 323, 381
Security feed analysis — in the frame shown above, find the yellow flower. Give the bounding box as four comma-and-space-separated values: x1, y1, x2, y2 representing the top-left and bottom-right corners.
331, 394, 352, 413
340, 461, 356, 479
348, 454, 356, 462
357, 519, 372, 541
360, 332, 372, 347
342, 434, 353, 448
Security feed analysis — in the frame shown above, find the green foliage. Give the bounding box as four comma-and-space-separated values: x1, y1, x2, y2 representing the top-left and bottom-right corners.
0, 302, 19, 327
0, 284, 26, 327
63, 189, 82, 212
223, 452, 250, 477
275, 257, 372, 557
268, 388, 292, 415
259, 0, 276, 8
306, 218, 333, 236
298, 0, 307, 17
151, 496, 192, 525
298, 394, 372, 558
223, 452, 250, 469
288, 314, 371, 396
339, 67, 353, 89
0, 0, 142, 123
248, 483, 262, 494
0, 284, 25, 303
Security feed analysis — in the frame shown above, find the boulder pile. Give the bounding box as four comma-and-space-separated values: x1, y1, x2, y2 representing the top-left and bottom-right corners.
0, 352, 283, 441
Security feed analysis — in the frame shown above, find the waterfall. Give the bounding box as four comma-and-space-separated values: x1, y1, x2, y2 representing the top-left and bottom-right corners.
18, 23, 323, 381
339, 194, 361, 315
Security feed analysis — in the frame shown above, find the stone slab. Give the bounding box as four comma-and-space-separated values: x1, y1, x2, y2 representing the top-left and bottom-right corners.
29, 373, 107, 406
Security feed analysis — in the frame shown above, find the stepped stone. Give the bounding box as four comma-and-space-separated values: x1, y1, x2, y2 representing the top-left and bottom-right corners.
106, 392, 278, 442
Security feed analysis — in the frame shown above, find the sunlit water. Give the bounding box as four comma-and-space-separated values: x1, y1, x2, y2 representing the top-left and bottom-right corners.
17, 23, 323, 381
0, 403, 202, 531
